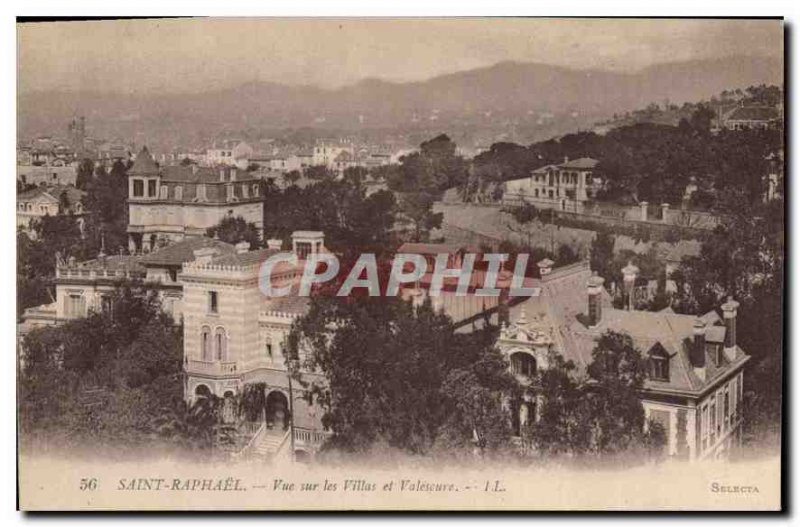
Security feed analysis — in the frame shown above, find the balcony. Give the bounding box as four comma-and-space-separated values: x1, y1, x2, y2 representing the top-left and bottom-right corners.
185, 359, 238, 377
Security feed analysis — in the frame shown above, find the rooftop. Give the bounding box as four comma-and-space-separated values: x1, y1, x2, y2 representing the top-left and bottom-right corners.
138, 237, 235, 267
210, 247, 281, 268
725, 106, 780, 122
501, 261, 747, 395
129, 147, 160, 176
559, 157, 599, 170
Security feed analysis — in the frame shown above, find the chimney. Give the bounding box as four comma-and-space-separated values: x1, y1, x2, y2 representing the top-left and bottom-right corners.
661, 203, 670, 223
721, 296, 740, 354
266, 239, 283, 250
690, 318, 706, 369
587, 272, 605, 328
563, 156, 569, 164
621, 261, 639, 311
219, 168, 226, 182
192, 247, 218, 265
235, 241, 250, 254
537, 258, 554, 277
640, 201, 649, 221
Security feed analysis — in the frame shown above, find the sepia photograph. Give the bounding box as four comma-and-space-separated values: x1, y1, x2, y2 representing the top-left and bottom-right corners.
14, 16, 785, 511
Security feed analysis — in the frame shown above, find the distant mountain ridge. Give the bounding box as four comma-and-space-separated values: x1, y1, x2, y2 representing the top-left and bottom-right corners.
18, 55, 782, 148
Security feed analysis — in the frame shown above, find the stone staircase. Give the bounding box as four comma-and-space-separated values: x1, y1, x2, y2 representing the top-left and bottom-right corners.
252, 428, 288, 458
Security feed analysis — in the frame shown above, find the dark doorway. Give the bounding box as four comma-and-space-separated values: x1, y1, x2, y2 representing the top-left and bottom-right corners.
265, 390, 290, 430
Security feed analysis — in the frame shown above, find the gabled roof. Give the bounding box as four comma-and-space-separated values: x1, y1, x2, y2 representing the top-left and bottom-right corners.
138, 237, 236, 267
559, 157, 599, 170
129, 147, 159, 176
18, 185, 86, 205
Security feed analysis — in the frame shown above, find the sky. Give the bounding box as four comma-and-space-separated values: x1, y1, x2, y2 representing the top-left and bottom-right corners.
17, 18, 783, 94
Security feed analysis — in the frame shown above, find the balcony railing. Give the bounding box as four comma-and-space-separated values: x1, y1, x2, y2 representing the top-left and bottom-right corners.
293, 427, 329, 447
186, 359, 238, 376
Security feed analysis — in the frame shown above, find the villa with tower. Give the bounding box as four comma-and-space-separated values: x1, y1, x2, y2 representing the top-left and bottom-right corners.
126, 146, 264, 254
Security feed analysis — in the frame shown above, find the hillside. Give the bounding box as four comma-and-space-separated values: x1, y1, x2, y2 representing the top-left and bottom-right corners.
18, 56, 782, 150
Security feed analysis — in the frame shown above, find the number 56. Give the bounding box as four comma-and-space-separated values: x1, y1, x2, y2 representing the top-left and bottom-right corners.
79, 478, 97, 491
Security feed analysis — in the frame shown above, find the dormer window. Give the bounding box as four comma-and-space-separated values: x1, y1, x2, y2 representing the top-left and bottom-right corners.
147, 179, 157, 197
648, 342, 670, 381
133, 179, 144, 197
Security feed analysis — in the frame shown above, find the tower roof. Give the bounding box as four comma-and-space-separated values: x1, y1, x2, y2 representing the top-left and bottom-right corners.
129, 146, 159, 176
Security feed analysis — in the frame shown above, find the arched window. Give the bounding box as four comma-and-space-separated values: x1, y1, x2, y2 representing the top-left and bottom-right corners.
215, 327, 227, 361
510, 352, 536, 377
159, 185, 168, 199
201, 325, 212, 361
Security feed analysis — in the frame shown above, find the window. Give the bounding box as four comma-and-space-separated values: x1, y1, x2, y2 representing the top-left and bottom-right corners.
147, 179, 157, 197
724, 387, 730, 430
133, 179, 144, 197
252, 184, 259, 197
709, 398, 716, 445
175, 186, 183, 200
648, 343, 670, 381
242, 184, 249, 199
196, 184, 207, 201
650, 356, 669, 381
266, 339, 273, 360
66, 293, 86, 319
510, 352, 536, 377
208, 291, 218, 313
168, 269, 178, 282
159, 185, 168, 199
201, 326, 212, 360
100, 295, 112, 314
701, 404, 709, 451
295, 241, 313, 260
214, 328, 227, 361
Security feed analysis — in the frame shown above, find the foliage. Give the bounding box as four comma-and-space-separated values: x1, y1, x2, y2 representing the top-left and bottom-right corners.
17, 282, 211, 454
263, 176, 397, 258
206, 216, 261, 249
524, 333, 666, 461
287, 296, 515, 457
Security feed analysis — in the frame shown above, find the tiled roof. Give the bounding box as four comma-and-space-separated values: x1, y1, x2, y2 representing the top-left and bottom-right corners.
18, 185, 86, 205
559, 157, 599, 170
263, 294, 310, 316
162, 165, 259, 184
129, 147, 159, 176
138, 237, 235, 267
502, 262, 747, 395
211, 247, 280, 268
